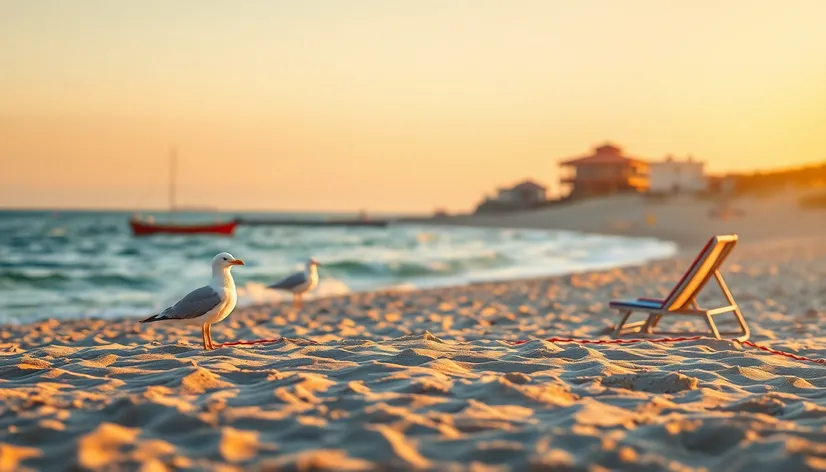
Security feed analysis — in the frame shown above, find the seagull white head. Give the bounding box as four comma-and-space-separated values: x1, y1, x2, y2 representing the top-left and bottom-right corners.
306, 257, 322, 268
213, 252, 245, 271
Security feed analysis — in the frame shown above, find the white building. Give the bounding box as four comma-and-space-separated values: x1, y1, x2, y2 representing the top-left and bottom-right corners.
648, 155, 707, 194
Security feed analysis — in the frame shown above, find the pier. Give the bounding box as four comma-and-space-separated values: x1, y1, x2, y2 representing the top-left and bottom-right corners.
234, 217, 391, 228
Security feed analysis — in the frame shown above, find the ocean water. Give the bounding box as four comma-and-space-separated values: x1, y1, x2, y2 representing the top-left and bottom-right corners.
0, 210, 678, 324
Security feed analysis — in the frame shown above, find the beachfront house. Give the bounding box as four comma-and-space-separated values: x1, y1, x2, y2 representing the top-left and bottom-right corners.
494, 180, 548, 203
648, 155, 707, 194
474, 179, 549, 214
559, 143, 649, 198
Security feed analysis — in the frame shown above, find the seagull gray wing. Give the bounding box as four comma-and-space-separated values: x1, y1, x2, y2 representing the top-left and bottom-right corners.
268, 271, 308, 290
156, 285, 222, 321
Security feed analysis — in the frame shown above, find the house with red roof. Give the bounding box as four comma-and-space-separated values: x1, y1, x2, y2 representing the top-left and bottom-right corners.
559, 143, 649, 198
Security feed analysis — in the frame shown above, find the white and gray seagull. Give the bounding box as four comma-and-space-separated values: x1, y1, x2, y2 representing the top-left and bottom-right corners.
267, 257, 322, 309
139, 252, 245, 350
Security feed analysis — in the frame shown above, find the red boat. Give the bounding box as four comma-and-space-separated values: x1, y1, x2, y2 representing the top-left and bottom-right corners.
129, 147, 238, 237
129, 218, 238, 236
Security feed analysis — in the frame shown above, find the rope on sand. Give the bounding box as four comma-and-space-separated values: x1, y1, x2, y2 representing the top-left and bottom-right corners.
219, 337, 319, 347
218, 336, 826, 366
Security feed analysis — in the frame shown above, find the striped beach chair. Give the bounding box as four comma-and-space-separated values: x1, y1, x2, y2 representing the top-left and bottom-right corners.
610, 234, 750, 341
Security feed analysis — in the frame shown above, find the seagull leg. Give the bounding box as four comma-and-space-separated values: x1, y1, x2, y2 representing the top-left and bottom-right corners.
293, 293, 302, 309
206, 323, 215, 350
201, 324, 209, 350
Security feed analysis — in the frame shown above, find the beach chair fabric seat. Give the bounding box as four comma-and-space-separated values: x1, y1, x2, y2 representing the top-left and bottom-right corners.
609, 299, 664, 310
610, 234, 750, 341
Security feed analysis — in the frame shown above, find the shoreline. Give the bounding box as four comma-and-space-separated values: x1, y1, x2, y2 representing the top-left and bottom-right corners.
0, 210, 815, 330
0, 246, 680, 329
0, 224, 678, 327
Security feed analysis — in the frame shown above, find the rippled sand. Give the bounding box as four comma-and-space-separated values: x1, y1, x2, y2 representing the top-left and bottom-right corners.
2, 236, 826, 470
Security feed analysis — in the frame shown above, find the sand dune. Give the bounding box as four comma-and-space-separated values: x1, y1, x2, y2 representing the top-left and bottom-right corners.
2, 231, 826, 470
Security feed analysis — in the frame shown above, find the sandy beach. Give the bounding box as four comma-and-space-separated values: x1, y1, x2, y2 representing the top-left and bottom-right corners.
3, 193, 826, 471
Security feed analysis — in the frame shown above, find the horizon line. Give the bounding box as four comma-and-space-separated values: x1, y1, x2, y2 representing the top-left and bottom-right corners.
0, 206, 433, 216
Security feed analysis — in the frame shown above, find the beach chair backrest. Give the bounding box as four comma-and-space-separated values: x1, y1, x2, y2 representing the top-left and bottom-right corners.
662, 234, 738, 311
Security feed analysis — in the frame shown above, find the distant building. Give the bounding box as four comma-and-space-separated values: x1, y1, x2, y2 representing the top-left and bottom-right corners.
494, 180, 548, 203
648, 155, 707, 194
474, 179, 549, 214
559, 143, 649, 198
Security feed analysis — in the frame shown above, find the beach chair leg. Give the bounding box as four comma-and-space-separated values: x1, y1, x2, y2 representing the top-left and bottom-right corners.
644, 313, 662, 333
613, 310, 632, 338
715, 271, 750, 341
641, 313, 658, 333
730, 307, 750, 342
703, 314, 721, 339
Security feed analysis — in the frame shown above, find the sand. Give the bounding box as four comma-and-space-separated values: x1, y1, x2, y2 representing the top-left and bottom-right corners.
3, 193, 826, 470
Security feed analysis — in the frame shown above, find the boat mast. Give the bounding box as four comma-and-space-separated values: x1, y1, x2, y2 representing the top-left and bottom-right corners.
169, 147, 177, 214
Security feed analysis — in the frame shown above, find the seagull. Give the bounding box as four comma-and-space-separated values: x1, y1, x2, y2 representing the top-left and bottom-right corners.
267, 257, 322, 309
139, 252, 245, 350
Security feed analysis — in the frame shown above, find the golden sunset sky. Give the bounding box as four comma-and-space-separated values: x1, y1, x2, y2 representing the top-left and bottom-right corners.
1, 0, 825, 212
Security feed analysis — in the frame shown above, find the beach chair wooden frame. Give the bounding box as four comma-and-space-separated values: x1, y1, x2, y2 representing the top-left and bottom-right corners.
610, 234, 750, 341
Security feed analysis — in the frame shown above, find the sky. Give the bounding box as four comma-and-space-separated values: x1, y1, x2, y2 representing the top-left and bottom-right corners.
1, 0, 825, 212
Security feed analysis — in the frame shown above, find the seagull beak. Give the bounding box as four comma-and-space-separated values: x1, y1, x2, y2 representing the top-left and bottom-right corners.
229, 259, 245, 266
315, 261, 323, 267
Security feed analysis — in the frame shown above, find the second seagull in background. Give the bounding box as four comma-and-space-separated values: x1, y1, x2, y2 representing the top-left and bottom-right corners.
267, 257, 322, 309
